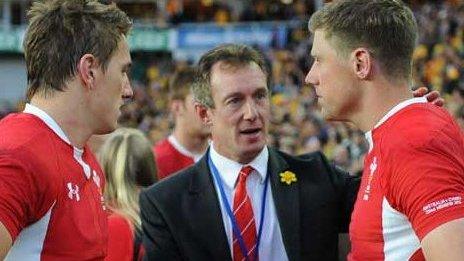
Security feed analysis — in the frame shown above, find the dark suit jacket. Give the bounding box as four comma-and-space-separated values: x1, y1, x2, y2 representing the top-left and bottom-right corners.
140, 148, 359, 261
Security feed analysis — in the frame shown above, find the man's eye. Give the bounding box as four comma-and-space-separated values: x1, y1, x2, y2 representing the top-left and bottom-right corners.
228, 98, 240, 104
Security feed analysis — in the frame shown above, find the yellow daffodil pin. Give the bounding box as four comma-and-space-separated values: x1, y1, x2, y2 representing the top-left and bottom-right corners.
280, 171, 297, 185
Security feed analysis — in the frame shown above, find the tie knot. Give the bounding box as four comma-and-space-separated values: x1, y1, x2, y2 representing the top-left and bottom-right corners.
239, 165, 254, 181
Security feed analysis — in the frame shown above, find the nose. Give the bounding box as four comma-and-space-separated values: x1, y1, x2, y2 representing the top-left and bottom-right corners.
243, 99, 258, 121
305, 62, 319, 86
122, 78, 133, 99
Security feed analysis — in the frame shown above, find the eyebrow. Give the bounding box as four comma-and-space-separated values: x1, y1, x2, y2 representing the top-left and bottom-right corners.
222, 91, 242, 103
255, 87, 268, 95
222, 87, 268, 101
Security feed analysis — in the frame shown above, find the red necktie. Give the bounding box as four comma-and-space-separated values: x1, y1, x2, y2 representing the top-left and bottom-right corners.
233, 166, 258, 261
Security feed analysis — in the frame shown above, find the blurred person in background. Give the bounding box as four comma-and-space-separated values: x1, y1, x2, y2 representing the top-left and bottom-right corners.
0, 0, 132, 259
99, 128, 156, 261
153, 66, 210, 180
306, 0, 464, 260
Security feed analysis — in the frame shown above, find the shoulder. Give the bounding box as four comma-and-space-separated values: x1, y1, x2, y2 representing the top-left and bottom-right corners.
0, 113, 51, 151
153, 138, 172, 155
141, 162, 198, 203
381, 103, 461, 151
272, 148, 356, 190
271, 148, 339, 181
274, 148, 331, 171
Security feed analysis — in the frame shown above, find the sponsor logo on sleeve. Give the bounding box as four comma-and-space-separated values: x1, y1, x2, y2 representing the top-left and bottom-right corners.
423, 196, 462, 215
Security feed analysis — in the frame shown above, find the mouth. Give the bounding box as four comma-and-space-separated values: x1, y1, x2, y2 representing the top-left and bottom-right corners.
240, 127, 261, 134
239, 128, 262, 139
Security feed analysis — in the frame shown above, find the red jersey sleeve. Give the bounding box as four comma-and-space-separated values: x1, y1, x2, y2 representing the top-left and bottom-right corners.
0, 154, 38, 240
386, 125, 464, 241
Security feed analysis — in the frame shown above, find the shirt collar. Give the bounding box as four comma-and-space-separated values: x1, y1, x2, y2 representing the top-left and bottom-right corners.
372, 97, 427, 130
168, 135, 204, 162
209, 143, 268, 189
23, 104, 92, 179
365, 97, 427, 152
23, 103, 71, 145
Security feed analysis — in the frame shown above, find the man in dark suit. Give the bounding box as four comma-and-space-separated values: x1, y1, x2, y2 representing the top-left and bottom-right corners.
140, 44, 359, 261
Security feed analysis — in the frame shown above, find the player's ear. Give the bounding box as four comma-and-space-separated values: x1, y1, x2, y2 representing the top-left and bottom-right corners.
170, 99, 183, 116
195, 102, 212, 126
77, 54, 98, 90
351, 48, 372, 80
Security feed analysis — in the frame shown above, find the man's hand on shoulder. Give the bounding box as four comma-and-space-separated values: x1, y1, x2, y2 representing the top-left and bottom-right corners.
413, 87, 444, 107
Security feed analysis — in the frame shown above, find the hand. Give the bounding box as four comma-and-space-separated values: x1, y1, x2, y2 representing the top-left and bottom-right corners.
413, 87, 444, 107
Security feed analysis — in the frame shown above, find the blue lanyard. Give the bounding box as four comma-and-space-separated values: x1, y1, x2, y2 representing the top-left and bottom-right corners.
208, 156, 269, 261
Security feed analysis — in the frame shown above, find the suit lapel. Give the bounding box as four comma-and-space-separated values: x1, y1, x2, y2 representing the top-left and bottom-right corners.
268, 149, 301, 261
188, 154, 232, 260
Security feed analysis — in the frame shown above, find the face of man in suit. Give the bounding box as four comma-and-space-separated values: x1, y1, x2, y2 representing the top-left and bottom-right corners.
197, 61, 271, 164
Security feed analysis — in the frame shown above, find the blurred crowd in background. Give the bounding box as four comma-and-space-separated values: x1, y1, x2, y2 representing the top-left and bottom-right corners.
1, 0, 463, 176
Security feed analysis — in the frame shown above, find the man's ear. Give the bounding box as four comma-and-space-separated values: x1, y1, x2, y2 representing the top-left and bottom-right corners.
170, 100, 183, 116
351, 48, 372, 80
195, 102, 212, 126
77, 54, 98, 90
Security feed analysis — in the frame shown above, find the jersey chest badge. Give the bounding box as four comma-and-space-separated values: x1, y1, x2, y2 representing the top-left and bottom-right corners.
67, 182, 80, 201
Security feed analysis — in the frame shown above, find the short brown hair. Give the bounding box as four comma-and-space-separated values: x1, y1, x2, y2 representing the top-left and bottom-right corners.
169, 66, 198, 101
309, 0, 417, 82
194, 44, 270, 108
24, 0, 132, 100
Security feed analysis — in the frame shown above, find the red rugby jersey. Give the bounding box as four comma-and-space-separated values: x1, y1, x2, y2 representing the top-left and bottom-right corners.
0, 104, 107, 260
349, 98, 464, 260
153, 136, 202, 180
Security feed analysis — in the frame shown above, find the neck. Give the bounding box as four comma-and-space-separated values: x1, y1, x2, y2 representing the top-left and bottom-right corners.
30, 91, 92, 149
172, 127, 209, 155
212, 143, 260, 165
351, 80, 413, 132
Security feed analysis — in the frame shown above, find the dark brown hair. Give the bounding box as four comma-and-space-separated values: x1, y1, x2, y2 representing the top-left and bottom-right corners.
169, 66, 198, 102
194, 44, 270, 108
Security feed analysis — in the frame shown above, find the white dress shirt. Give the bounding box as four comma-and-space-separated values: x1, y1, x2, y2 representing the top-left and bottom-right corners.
209, 145, 288, 261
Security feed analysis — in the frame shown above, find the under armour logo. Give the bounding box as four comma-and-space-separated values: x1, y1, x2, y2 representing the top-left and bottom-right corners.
67, 182, 80, 202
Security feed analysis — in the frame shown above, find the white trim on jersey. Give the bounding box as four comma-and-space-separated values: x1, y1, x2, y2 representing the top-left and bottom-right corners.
24, 103, 94, 180
374, 97, 427, 129
365, 97, 427, 154
73, 147, 92, 179
168, 135, 204, 162
382, 197, 421, 261
24, 103, 71, 145
5, 202, 56, 261
365, 131, 374, 153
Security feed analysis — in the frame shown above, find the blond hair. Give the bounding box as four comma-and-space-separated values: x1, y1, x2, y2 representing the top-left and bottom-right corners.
99, 128, 156, 229
309, 0, 417, 83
